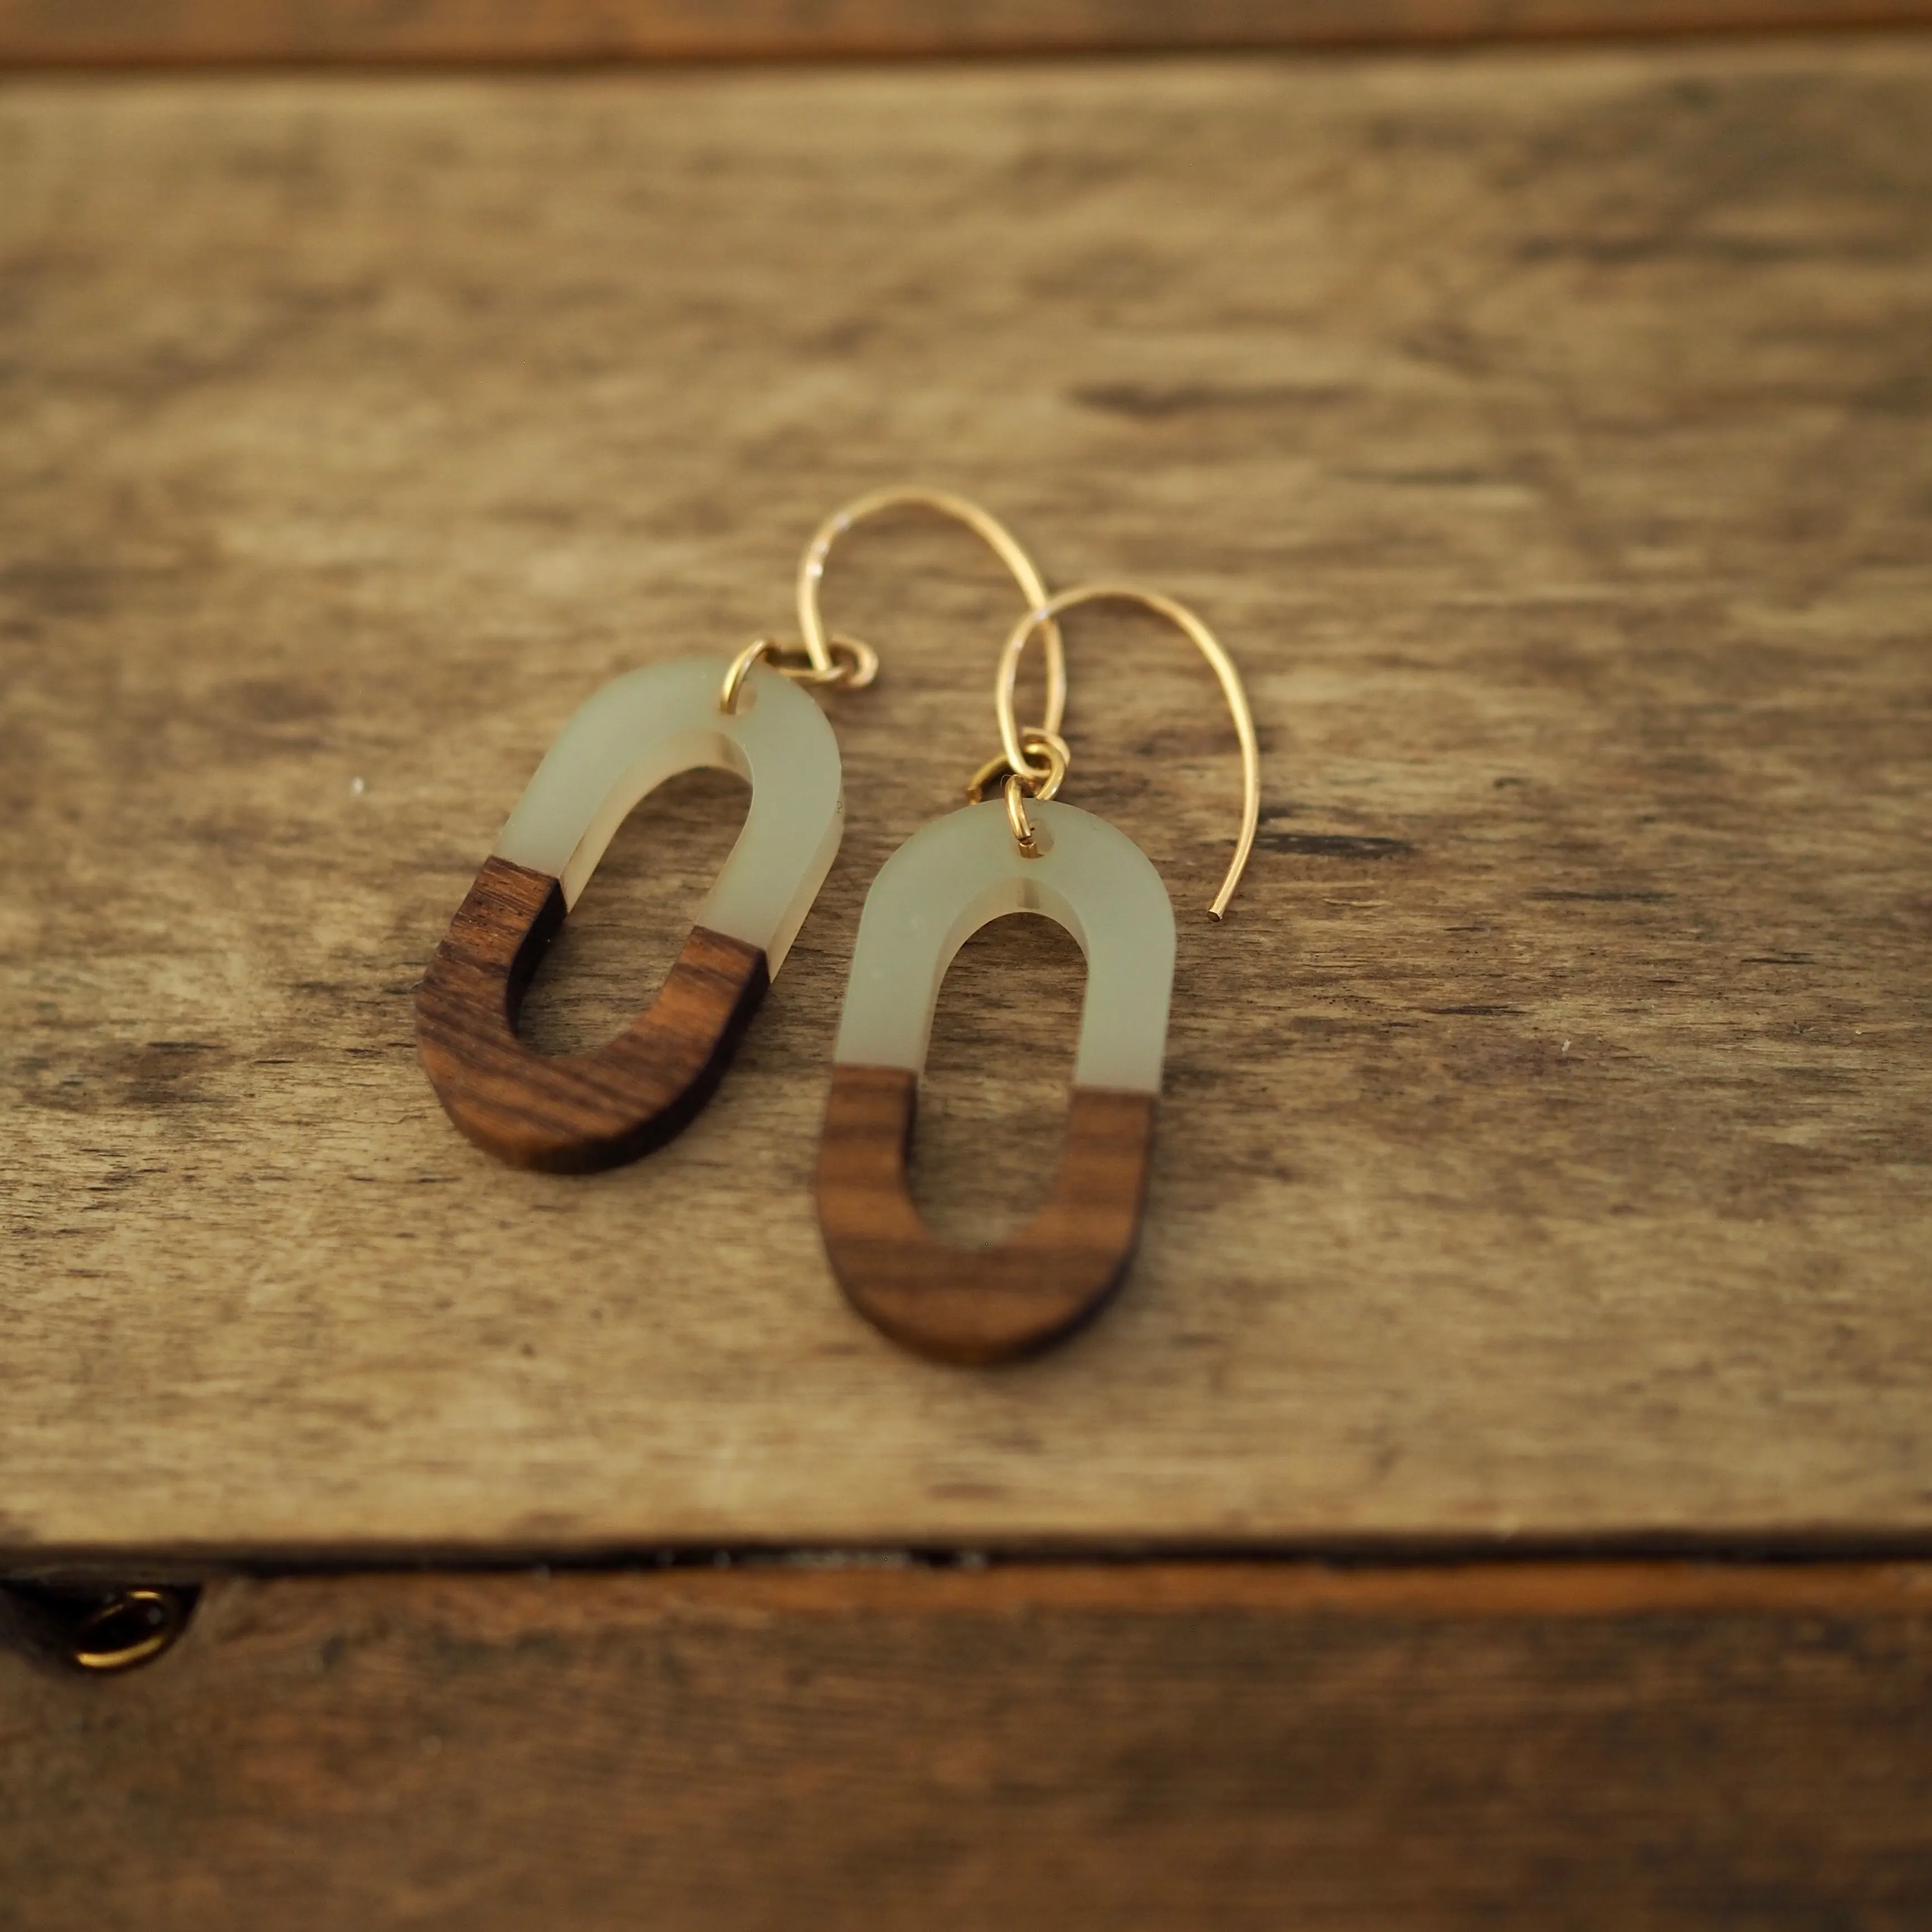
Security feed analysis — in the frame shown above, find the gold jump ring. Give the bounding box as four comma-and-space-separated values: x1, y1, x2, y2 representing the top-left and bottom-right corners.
964, 727, 1069, 806
1003, 774, 1041, 855
720, 633, 879, 714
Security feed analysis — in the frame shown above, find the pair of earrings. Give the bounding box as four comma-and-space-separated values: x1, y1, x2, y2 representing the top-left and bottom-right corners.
415, 489, 1258, 1365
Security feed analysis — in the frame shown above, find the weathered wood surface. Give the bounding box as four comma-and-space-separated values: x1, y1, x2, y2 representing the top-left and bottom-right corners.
2, 41, 1930, 1560
4, 0, 1930, 64
4, 1561, 1932, 1929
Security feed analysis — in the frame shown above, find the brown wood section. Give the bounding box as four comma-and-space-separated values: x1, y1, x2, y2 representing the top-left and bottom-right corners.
4, 1562, 1932, 1929
820, 1065, 1156, 1363
416, 855, 768, 1172
3, 43, 1930, 1558
1, 0, 1929, 65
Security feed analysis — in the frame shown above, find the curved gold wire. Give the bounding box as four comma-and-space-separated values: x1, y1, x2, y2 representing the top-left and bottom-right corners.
993, 584, 1261, 920
718, 636, 780, 714
796, 486, 1067, 731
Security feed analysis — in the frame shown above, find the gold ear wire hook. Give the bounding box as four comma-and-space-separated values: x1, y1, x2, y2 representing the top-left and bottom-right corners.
993, 584, 1262, 921
796, 486, 1068, 731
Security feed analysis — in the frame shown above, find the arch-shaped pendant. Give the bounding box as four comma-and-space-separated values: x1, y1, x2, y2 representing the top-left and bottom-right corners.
817, 799, 1177, 1365
417, 656, 843, 1172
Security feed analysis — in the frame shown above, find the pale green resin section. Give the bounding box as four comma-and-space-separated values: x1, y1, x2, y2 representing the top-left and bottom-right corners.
834, 799, 1177, 1096
494, 655, 843, 974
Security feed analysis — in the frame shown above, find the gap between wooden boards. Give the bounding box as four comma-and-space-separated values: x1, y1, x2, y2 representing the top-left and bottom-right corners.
10, 1551, 1932, 1613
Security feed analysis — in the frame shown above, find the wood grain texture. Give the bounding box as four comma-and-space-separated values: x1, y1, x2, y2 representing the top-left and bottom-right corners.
820, 1066, 1156, 1363
3, 0, 1930, 64
2, 42, 1931, 1559
6, 1561, 1932, 1929
416, 854, 768, 1172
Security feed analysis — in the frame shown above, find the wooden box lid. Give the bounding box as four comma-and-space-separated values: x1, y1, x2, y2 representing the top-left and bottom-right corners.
4, 41, 1928, 1562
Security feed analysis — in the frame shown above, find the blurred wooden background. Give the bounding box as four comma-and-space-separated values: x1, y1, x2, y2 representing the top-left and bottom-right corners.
3, 0, 1931, 63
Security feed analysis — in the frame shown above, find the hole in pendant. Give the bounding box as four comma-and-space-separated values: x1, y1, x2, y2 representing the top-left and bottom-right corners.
518, 767, 751, 1057
908, 912, 1083, 1248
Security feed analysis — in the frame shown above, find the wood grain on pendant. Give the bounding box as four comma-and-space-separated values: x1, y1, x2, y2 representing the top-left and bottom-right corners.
415, 855, 768, 1173
818, 1064, 1157, 1366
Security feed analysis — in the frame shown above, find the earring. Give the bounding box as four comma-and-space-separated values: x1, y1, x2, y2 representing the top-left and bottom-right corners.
816, 584, 1260, 1365
415, 489, 1063, 1173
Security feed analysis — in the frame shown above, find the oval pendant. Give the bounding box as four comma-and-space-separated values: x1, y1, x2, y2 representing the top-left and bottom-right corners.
818, 798, 1177, 1364
417, 656, 843, 1172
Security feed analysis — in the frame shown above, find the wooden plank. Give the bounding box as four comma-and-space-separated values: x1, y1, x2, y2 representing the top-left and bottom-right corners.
2, 40, 1930, 1561
6, 1561, 1932, 1928
3, 1, 1931, 66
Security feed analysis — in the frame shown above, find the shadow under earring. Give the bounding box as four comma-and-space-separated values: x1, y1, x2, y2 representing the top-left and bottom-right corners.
816, 585, 1259, 1365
